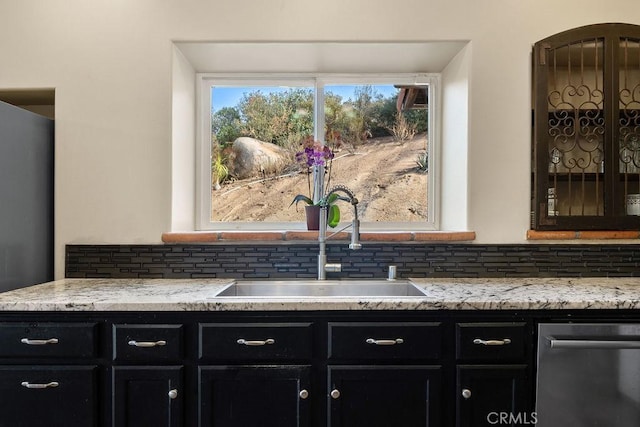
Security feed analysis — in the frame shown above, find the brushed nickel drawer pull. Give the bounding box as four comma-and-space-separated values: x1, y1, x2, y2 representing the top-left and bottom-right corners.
21, 338, 59, 345
168, 389, 178, 399
21, 381, 59, 389
128, 340, 167, 348
473, 338, 512, 346
237, 338, 275, 346
366, 338, 404, 346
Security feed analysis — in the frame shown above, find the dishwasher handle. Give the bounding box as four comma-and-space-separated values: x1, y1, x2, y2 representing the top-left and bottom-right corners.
550, 339, 640, 350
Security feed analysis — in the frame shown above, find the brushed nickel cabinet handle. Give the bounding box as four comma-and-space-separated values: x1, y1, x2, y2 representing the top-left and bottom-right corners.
21, 381, 59, 389
21, 338, 59, 345
236, 338, 275, 346
366, 338, 404, 346
128, 340, 167, 347
473, 338, 511, 346
168, 389, 178, 399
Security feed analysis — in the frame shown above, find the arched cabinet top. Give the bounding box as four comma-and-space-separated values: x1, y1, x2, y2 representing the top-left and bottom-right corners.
535, 22, 640, 46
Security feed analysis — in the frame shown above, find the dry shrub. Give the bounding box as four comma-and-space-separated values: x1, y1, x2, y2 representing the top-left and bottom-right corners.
389, 111, 417, 144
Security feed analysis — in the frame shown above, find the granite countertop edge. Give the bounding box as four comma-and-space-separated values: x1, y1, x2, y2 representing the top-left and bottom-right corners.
0, 277, 638, 312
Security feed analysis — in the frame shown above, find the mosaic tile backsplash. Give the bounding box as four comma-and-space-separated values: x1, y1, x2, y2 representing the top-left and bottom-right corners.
66, 243, 640, 279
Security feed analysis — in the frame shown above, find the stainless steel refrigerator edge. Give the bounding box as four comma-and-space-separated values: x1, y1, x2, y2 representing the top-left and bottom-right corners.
0, 100, 54, 291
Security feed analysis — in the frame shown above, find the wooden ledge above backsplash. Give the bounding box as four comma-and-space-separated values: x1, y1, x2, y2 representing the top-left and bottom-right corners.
527, 230, 640, 240
161, 231, 476, 244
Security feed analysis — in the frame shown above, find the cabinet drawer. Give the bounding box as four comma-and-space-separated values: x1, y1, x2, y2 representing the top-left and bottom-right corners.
456, 323, 528, 361
0, 323, 97, 358
328, 322, 442, 361
113, 324, 184, 362
199, 323, 313, 361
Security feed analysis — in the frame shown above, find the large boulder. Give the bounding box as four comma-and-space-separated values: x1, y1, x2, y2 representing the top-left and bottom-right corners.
230, 137, 289, 179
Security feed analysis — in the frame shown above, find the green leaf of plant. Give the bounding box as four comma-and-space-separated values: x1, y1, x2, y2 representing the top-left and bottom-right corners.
290, 194, 314, 208
327, 205, 340, 227
325, 193, 340, 204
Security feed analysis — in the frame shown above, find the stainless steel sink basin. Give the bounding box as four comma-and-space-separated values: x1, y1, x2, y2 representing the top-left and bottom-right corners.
213, 279, 428, 298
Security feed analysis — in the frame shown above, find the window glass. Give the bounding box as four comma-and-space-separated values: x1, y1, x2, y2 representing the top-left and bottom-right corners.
323, 84, 428, 223
209, 83, 314, 223
201, 76, 434, 229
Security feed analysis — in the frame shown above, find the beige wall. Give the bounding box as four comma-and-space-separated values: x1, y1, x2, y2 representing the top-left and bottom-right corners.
0, 0, 638, 278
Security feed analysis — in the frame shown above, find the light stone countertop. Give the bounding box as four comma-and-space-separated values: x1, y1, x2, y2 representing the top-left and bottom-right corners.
0, 277, 639, 311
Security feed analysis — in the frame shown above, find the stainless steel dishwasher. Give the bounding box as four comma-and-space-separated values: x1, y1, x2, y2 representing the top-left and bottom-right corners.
537, 323, 640, 427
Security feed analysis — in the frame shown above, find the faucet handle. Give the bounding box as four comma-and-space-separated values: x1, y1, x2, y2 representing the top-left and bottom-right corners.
325, 263, 342, 273
388, 265, 397, 280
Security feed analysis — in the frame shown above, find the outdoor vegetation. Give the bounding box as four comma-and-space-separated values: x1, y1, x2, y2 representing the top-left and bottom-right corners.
211, 86, 427, 170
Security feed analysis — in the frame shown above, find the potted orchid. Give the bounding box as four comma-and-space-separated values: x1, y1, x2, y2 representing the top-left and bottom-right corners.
290, 136, 341, 228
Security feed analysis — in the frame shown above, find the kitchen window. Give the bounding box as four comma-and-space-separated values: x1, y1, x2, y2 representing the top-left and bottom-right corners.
196, 73, 439, 231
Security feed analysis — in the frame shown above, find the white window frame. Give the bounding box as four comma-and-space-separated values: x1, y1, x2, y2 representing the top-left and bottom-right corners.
196, 73, 440, 231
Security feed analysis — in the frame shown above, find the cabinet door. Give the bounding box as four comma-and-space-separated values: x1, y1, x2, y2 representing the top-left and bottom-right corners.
328, 365, 442, 427
113, 366, 183, 427
457, 365, 532, 427
199, 365, 311, 427
0, 365, 97, 427
532, 23, 640, 230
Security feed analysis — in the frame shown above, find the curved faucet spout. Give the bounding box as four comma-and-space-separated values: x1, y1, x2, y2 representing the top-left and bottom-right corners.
322, 185, 359, 208
318, 185, 362, 280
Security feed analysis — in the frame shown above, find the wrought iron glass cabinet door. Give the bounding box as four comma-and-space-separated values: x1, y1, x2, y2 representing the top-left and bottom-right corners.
532, 23, 640, 230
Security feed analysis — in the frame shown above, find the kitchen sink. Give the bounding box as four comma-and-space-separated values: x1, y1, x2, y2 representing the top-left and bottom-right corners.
213, 279, 428, 298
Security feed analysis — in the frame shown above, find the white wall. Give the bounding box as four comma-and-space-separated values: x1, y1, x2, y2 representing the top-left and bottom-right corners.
441, 44, 471, 231
0, 0, 638, 278
171, 46, 196, 232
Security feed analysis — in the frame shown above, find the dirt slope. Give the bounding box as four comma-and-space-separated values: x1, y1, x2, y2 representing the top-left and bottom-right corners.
212, 134, 428, 224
